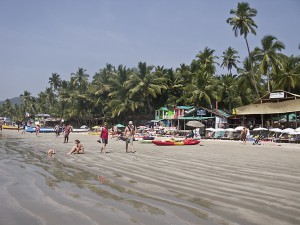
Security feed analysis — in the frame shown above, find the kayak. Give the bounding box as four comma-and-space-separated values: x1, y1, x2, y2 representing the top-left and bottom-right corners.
2, 125, 19, 130
152, 139, 200, 146
139, 139, 153, 144
25, 126, 54, 133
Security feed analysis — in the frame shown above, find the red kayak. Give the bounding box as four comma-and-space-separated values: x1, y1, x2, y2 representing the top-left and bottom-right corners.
152, 139, 200, 146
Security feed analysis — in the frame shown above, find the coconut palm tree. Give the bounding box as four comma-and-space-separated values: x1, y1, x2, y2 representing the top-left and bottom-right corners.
273, 55, 300, 92
252, 35, 285, 92
227, 2, 259, 97
221, 47, 240, 75
71, 68, 89, 92
166, 67, 185, 105
184, 67, 220, 108
20, 91, 36, 115
105, 65, 138, 117
192, 47, 219, 75
126, 62, 167, 115
48, 73, 62, 91
1, 99, 13, 118
237, 57, 262, 103
227, 2, 257, 56
217, 74, 242, 111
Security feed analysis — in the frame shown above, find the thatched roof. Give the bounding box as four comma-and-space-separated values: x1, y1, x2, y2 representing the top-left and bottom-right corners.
233, 91, 300, 115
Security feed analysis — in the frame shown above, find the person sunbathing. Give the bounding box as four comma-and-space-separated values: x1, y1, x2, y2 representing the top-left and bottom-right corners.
68, 139, 85, 154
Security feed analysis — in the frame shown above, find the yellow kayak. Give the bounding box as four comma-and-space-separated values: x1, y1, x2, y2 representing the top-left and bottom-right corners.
2, 125, 19, 130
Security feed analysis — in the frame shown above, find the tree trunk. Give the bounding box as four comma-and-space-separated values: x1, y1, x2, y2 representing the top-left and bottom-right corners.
245, 37, 260, 98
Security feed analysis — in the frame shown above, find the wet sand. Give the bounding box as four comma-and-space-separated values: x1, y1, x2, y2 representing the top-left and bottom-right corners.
0, 130, 300, 225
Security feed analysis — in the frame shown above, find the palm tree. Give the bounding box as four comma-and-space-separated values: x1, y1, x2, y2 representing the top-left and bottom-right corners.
90, 64, 116, 120
227, 2, 257, 56
252, 35, 285, 92
1, 99, 13, 118
48, 73, 62, 91
20, 91, 36, 115
166, 67, 186, 105
192, 47, 219, 75
105, 65, 138, 117
184, 68, 220, 108
227, 2, 259, 97
221, 47, 240, 75
273, 55, 300, 92
71, 68, 89, 92
217, 74, 242, 111
126, 62, 167, 115
237, 57, 262, 102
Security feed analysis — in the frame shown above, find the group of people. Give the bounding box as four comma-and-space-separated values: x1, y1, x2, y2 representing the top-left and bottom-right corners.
97, 120, 136, 153
51, 121, 136, 156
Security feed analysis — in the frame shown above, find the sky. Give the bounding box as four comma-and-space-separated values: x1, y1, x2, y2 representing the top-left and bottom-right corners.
1, 0, 300, 100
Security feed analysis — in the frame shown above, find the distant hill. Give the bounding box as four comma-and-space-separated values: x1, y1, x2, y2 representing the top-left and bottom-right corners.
0, 97, 22, 105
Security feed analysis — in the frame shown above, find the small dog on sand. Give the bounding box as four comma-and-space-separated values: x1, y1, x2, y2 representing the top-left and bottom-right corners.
47, 149, 56, 155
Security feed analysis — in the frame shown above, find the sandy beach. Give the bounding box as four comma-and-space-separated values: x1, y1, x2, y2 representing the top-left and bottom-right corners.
0, 130, 300, 225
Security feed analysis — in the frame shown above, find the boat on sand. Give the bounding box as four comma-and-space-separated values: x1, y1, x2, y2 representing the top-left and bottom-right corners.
25, 126, 54, 133
152, 139, 200, 146
72, 126, 90, 133
2, 125, 19, 130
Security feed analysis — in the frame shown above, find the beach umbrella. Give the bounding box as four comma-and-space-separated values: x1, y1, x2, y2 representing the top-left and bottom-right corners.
282, 128, 295, 133
186, 120, 204, 128
205, 128, 215, 131
234, 126, 244, 131
116, 124, 125, 128
295, 127, 300, 132
92, 125, 100, 129
80, 125, 88, 129
269, 128, 283, 133
253, 127, 268, 131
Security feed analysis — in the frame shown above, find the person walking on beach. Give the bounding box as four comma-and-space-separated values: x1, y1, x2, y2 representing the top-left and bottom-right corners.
64, 124, 71, 143
68, 139, 84, 154
98, 123, 109, 153
124, 121, 135, 153
241, 126, 248, 144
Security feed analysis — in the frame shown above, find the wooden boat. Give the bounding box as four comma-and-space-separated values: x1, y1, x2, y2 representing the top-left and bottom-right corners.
25, 126, 54, 133
2, 125, 19, 130
152, 139, 200, 146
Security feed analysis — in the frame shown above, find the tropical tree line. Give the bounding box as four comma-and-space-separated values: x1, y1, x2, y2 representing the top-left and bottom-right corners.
1, 2, 300, 126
